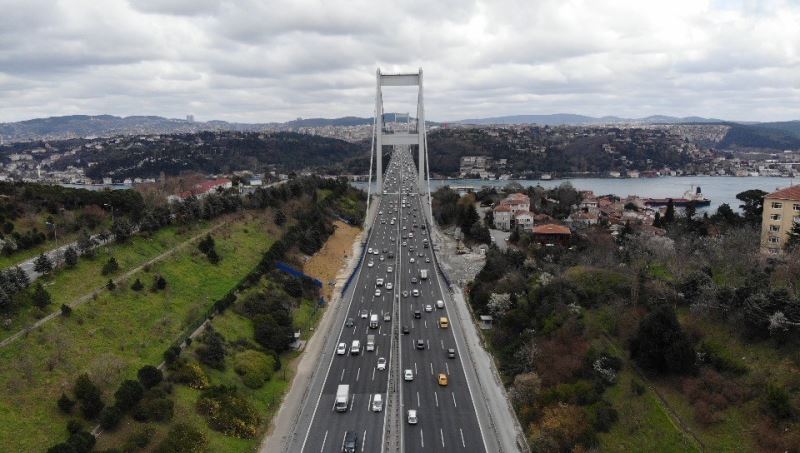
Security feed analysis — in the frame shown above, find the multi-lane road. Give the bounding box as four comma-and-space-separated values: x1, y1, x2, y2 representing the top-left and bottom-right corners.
297, 147, 486, 452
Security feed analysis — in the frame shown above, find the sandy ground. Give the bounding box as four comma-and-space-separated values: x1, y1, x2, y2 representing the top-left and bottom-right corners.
303, 220, 361, 301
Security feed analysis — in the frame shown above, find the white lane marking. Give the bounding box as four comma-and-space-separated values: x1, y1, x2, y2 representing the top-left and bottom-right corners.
340, 369, 345, 382
441, 428, 445, 448
452, 392, 457, 408
356, 367, 360, 382
367, 394, 372, 411
441, 339, 444, 349
427, 339, 430, 349
414, 362, 418, 375
417, 391, 420, 407
320, 430, 328, 452
435, 391, 439, 407
362, 430, 367, 452
349, 394, 355, 411
460, 428, 466, 447
420, 429, 425, 448
372, 367, 376, 381
430, 362, 433, 375
446, 362, 450, 375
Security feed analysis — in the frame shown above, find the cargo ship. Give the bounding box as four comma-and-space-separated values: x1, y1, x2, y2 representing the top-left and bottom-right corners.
644, 186, 711, 207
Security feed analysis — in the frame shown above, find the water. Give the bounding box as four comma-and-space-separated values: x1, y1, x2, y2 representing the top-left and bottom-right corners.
352, 176, 799, 212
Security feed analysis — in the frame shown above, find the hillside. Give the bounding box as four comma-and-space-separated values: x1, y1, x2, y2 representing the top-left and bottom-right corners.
455, 113, 725, 126
716, 122, 800, 150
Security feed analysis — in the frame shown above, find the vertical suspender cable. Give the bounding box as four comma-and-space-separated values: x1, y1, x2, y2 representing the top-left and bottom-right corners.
365, 107, 376, 228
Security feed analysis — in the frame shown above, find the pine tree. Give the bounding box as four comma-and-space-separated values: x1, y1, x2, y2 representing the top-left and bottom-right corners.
663, 199, 675, 224
64, 246, 78, 267
32, 283, 52, 309
106, 279, 116, 291
785, 221, 800, 250
131, 278, 144, 291
33, 253, 53, 274
101, 257, 119, 276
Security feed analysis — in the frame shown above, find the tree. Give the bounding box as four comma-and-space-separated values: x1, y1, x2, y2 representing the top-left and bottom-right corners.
137, 365, 163, 389
114, 379, 144, 411
685, 200, 697, 221
58, 393, 76, 413
101, 257, 119, 275
32, 283, 53, 309
652, 211, 662, 228
785, 221, 800, 250
206, 248, 221, 264
274, 210, 287, 226
64, 246, 78, 267
131, 278, 144, 291
196, 329, 226, 370
630, 305, 696, 375
663, 199, 675, 224
154, 423, 207, 453
61, 304, 72, 317
111, 217, 134, 242
34, 253, 54, 274
198, 235, 215, 255
77, 231, 96, 258
736, 189, 767, 224
106, 279, 116, 291
253, 314, 293, 353
712, 203, 739, 226
153, 275, 167, 291
99, 406, 122, 430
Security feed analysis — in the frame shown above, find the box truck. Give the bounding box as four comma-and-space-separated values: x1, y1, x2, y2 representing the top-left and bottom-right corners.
335, 385, 350, 412
366, 334, 376, 352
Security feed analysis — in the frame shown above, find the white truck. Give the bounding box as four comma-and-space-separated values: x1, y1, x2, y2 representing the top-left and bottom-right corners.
366, 334, 376, 352
420, 269, 428, 280
335, 384, 350, 412
369, 314, 379, 329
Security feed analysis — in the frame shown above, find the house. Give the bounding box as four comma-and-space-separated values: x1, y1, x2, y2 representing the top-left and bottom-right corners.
760, 185, 800, 254
532, 224, 572, 246
169, 178, 233, 203
514, 211, 534, 232
492, 192, 532, 231
567, 211, 599, 226
493, 205, 513, 230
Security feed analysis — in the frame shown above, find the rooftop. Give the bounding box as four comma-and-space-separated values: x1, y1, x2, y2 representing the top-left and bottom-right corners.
532, 223, 572, 235
766, 185, 800, 202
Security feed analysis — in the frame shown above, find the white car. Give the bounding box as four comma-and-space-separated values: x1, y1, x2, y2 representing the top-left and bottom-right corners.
374, 289, 381, 297
367, 261, 374, 268
412, 289, 420, 297
336, 343, 347, 355
407, 409, 418, 425
368, 247, 373, 254
387, 266, 393, 273
373, 250, 380, 255
436, 300, 444, 309
404, 369, 414, 381
377, 357, 386, 370
409, 257, 415, 263
385, 282, 393, 290
425, 304, 432, 312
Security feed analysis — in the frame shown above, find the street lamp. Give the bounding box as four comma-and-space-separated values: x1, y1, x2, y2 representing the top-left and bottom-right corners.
103, 203, 114, 223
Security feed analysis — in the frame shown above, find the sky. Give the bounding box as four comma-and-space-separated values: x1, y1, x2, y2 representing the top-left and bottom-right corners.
0, 0, 798, 123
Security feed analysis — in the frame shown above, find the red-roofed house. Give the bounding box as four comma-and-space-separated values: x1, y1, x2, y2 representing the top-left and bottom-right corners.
761, 185, 800, 254
493, 192, 531, 231
532, 223, 572, 246
170, 178, 233, 202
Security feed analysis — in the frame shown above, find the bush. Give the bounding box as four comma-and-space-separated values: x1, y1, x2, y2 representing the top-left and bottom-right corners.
630, 379, 645, 396
170, 362, 209, 390
131, 278, 144, 291
67, 430, 95, 453
137, 365, 163, 389
73, 373, 104, 419
765, 383, 794, 420
114, 380, 143, 411
196, 329, 226, 370
629, 305, 696, 375
61, 304, 72, 317
79, 393, 104, 420
233, 350, 275, 389
163, 345, 181, 364
66, 419, 83, 435
122, 427, 154, 451
587, 400, 618, 432
697, 340, 749, 375
32, 283, 53, 309
99, 406, 122, 430
106, 279, 116, 291
153, 275, 167, 291
101, 257, 119, 276
58, 392, 76, 413
196, 385, 261, 438
64, 246, 78, 267
132, 396, 174, 422
154, 423, 207, 453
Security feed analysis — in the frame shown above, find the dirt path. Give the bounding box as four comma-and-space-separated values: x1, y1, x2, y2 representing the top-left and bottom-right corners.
0, 219, 231, 350
303, 220, 361, 300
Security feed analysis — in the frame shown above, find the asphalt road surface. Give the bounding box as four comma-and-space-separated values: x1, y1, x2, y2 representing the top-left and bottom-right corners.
298, 148, 486, 453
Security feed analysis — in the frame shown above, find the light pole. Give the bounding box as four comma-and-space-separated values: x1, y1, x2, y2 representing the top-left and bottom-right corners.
103, 203, 114, 223
46, 220, 57, 245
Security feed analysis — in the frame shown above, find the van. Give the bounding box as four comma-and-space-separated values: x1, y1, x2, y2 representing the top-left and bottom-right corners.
371, 394, 383, 412
366, 334, 375, 352
439, 317, 449, 328
350, 340, 361, 355
369, 314, 379, 329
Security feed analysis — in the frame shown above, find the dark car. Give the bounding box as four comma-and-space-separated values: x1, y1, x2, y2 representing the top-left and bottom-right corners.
402, 325, 410, 334
345, 318, 354, 328
414, 310, 421, 319
343, 431, 357, 453
448, 348, 456, 359
416, 339, 425, 350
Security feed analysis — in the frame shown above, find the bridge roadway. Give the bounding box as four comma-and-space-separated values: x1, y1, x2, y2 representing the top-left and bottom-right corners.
298, 148, 486, 452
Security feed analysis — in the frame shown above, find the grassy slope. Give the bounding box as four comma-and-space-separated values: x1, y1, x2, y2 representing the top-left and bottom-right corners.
0, 213, 273, 451
0, 221, 217, 341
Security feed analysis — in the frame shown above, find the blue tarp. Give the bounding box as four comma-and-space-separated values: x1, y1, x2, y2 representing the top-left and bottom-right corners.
275, 261, 323, 287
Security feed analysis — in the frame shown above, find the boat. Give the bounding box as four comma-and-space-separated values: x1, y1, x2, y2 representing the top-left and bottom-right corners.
644, 186, 711, 207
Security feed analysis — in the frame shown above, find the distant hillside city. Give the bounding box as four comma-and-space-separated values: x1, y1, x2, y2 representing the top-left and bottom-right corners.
0, 114, 799, 186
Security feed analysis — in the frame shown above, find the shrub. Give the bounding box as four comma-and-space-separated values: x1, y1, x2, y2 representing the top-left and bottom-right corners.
153, 275, 167, 291
101, 257, 119, 276
58, 392, 76, 413
587, 400, 618, 432
99, 406, 122, 430
765, 383, 794, 420
64, 246, 78, 267
170, 362, 209, 390
132, 396, 174, 422
122, 427, 154, 451
106, 279, 116, 291
137, 365, 163, 389
73, 373, 104, 419
34, 253, 54, 274
32, 283, 53, 308
67, 430, 95, 453
630, 379, 645, 396
60, 304, 72, 317
131, 278, 144, 291
697, 340, 749, 375
79, 393, 104, 420
196, 385, 261, 438
114, 380, 144, 411
233, 350, 275, 389
196, 329, 226, 370
66, 419, 83, 435
629, 305, 696, 375
163, 345, 181, 364
154, 423, 207, 453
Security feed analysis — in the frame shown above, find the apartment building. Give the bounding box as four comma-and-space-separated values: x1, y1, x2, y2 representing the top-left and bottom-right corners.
760, 185, 800, 254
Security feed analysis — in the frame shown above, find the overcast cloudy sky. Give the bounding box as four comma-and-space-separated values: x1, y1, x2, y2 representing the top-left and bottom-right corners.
0, 0, 798, 123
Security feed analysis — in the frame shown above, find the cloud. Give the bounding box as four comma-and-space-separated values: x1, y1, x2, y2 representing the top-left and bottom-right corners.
0, 0, 798, 123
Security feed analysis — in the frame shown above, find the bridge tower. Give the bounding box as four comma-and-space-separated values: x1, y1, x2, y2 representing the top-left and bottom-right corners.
368, 68, 432, 220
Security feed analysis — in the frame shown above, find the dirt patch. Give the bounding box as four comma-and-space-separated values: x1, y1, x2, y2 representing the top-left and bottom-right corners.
303, 221, 361, 300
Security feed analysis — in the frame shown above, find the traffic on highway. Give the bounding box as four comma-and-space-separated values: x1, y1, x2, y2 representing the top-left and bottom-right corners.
299, 147, 485, 452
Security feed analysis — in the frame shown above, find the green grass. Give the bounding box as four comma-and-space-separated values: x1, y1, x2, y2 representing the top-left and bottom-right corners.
599, 368, 700, 453
0, 221, 218, 341
0, 214, 274, 451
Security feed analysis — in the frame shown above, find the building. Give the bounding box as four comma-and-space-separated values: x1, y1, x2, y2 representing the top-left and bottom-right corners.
493, 205, 513, 230
531, 223, 572, 246
492, 192, 532, 231
169, 178, 233, 203
760, 185, 800, 254
514, 211, 534, 232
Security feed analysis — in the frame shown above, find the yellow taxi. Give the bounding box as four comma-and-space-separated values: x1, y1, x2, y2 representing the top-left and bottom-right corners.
438, 373, 448, 386
439, 317, 449, 328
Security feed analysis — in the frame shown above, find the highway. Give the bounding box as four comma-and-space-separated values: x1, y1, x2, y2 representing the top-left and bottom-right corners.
297, 147, 486, 452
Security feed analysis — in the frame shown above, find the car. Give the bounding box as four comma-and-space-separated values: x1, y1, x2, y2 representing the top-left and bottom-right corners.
416, 339, 425, 350
412, 289, 420, 297
436, 300, 444, 309
374, 289, 381, 297
385, 282, 393, 290
336, 343, 347, 355
404, 369, 414, 381
407, 410, 418, 425
411, 277, 418, 284
343, 431, 358, 453
402, 290, 409, 298
387, 266, 393, 273
367, 261, 374, 268
409, 257, 415, 263
439, 317, 449, 328
402, 241, 407, 247
425, 257, 431, 263
414, 310, 421, 319
376, 278, 384, 287
371, 393, 383, 412
360, 309, 369, 319
402, 325, 410, 334
368, 247, 373, 254
384, 312, 391, 322
448, 348, 456, 359
373, 250, 380, 255
383, 249, 388, 254
425, 304, 432, 312
438, 373, 448, 386
379, 255, 385, 261
402, 226, 407, 230
345, 317, 354, 327
377, 357, 386, 370
418, 252, 424, 257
